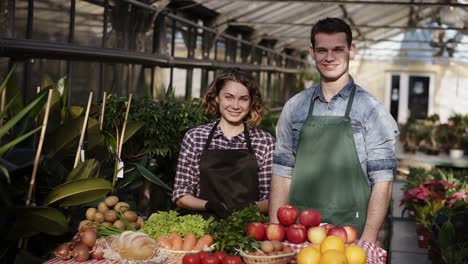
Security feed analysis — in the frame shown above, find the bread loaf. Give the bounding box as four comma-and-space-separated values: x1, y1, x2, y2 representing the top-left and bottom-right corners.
111, 231, 157, 260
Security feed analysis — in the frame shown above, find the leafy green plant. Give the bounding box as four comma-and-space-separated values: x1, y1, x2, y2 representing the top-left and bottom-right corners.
101, 89, 211, 211
414, 200, 446, 230
208, 205, 268, 254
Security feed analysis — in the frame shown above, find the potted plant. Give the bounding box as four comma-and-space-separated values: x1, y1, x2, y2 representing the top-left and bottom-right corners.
429, 198, 468, 263
413, 200, 446, 248
447, 114, 466, 158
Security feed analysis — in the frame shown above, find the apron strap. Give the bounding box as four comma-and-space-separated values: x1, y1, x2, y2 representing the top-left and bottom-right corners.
345, 85, 357, 118
244, 124, 254, 155
204, 121, 219, 151
308, 85, 357, 118
203, 121, 255, 154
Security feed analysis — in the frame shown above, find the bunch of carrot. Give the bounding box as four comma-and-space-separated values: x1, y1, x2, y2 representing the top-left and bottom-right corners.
156, 232, 214, 251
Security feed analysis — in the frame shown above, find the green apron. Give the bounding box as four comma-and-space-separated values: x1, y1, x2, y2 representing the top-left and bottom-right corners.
288, 85, 370, 235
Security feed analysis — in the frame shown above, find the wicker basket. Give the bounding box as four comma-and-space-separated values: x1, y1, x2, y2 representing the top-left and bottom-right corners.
157, 247, 214, 263
240, 251, 295, 264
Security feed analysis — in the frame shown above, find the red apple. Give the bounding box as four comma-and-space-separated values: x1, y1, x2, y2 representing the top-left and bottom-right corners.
213, 251, 227, 262
299, 209, 322, 228
265, 223, 286, 241
202, 255, 220, 264
183, 253, 201, 264
321, 223, 335, 232
307, 225, 328, 244
246, 222, 266, 241
343, 225, 358, 243
277, 205, 298, 226
327, 227, 348, 243
286, 224, 307, 244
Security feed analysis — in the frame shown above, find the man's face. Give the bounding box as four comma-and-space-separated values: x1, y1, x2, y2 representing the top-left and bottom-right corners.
310, 32, 356, 83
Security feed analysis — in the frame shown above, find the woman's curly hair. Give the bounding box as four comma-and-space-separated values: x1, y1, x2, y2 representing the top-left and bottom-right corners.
203, 68, 263, 127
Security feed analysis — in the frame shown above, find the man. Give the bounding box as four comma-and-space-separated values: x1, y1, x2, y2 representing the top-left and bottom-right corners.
269, 17, 399, 246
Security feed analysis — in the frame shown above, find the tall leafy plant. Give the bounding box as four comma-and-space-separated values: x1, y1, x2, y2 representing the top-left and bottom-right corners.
102, 88, 211, 211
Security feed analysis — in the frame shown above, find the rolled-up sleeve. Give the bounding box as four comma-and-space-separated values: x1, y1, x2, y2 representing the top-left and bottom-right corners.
272, 101, 296, 178
172, 132, 199, 203
258, 137, 275, 200
364, 104, 400, 185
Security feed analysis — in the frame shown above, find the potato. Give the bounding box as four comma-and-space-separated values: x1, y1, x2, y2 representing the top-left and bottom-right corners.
104, 196, 119, 207
104, 210, 119, 222
129, 222, 139, 230
260, 241, 274, 253
123, 211, 138, 222
271, 240, 283, 251
136, 216, 144, 228
114, 202, 130, 212
97, 202, 109, 213
94, 212, 105, 223
85, 207, 97, 221
101, 222, 113, 227
113, 220, 126, 230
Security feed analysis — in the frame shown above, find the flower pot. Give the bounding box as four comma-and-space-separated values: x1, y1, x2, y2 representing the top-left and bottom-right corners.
416, 228, 430, 248
449, 149, 464, 159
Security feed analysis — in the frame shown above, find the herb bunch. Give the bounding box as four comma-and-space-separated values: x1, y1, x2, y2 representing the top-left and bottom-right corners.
208, 205, 268, 254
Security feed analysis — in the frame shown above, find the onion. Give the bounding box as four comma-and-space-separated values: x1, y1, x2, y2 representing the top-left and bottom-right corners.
72, 232, 81, 244
73, 242, 90, 262
80, 227, 97, 248
54, 243, 72, 260
90, 238, 106, 260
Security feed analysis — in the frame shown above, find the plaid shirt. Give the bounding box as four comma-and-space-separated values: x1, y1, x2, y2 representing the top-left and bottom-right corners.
172, 121, 275, 203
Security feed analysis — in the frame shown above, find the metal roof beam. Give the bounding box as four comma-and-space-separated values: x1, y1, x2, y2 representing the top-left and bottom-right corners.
228, 22, 468, 32
236, 0, 468, 7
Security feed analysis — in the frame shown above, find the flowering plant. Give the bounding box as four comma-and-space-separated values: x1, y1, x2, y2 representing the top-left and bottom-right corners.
447, 190, 468, 206
401, 180, 456, 209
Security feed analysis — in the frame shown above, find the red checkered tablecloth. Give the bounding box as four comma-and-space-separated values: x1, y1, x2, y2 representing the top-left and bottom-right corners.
282, 240, 386, 264
43, 258, 117, 264
43, 258, 179, 264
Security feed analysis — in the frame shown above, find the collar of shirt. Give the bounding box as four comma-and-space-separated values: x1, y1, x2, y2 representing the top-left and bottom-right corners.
212, 121, 248, 142
312, 76, 355, 102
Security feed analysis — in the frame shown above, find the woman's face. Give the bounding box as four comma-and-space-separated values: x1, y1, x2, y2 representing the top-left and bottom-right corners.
216, 80, 251, 127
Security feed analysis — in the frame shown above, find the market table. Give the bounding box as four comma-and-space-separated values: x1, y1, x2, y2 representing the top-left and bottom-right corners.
396, 151, 468, 170
44, 258, 179, 264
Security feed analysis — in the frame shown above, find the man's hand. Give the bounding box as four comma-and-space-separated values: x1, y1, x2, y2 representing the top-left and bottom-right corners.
361, 181, 392, 243
268, 174, 292, 223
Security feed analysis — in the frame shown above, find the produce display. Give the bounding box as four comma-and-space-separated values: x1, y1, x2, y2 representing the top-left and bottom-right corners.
140, 210, 212, 239
208, 204, 268, 254
103, 231, 166, 263
52, 201, 370, 264
80, 196, 144, 231
243, 204, 367, 264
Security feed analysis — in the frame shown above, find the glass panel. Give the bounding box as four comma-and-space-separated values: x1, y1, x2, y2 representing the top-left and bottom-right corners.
14, 0, 29, 39
172, 68, 186, 98
174, 25, 188, 58
69, 61, 100, 105
192, 68, 201, 98
32, 0, 70, 43
74, 0, 104, 47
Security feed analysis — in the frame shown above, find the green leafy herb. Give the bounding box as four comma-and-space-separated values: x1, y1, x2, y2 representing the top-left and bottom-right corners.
208, 205, 268, 254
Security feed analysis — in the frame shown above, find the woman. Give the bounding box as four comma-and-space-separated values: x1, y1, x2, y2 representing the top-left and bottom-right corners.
172, 68, 275, 219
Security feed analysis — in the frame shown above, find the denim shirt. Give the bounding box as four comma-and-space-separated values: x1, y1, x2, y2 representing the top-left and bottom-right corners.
273, 78, 399, 186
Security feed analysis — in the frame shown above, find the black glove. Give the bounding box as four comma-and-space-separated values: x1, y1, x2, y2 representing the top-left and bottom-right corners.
205, 200, 230, 219
230, 201, 255, 212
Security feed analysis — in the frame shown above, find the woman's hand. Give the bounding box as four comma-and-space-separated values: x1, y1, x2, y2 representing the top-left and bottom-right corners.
205, 200, 229, 218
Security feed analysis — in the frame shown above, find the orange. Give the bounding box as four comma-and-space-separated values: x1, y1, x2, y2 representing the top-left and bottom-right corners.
310, 243, 321, 251
297, 246, 321, 264
321, 236, 346, 254
319, 250, 348, 264
345, 245, 366, 264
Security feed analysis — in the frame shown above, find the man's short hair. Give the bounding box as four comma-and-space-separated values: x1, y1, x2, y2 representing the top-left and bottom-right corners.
310, 17, 352, 48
